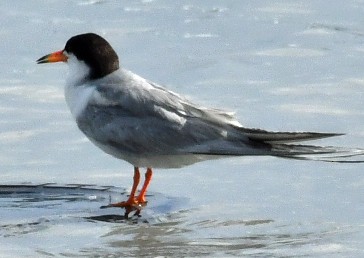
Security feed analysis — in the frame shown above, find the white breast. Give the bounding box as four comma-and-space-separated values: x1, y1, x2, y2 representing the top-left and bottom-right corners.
64, 83, 95, 119
65, 53, 95, 119
64, 53, 95, 119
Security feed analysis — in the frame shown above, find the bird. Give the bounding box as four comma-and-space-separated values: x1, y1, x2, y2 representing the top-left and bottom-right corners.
36, 33, 362, 218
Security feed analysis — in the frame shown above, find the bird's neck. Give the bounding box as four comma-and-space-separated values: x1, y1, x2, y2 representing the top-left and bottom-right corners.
66, 56, 91, 87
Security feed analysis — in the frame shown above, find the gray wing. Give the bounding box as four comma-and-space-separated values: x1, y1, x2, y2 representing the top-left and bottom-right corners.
93, 69, 242, 127
77, 103, 245, 156
77, 69, 342, 157
76, 69, 249, 156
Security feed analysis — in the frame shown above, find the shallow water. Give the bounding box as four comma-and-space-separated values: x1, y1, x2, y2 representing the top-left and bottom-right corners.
0, 0, 364, 257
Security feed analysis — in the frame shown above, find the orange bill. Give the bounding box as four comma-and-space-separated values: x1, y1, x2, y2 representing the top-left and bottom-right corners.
36, 50, 68, 64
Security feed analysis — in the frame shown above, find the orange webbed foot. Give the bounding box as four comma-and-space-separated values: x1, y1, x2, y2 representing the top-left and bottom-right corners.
100, 167, 153, 219
100, 198, 147, 218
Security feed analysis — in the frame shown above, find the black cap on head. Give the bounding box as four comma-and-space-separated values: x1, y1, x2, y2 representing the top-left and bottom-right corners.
64, 33, 119, 80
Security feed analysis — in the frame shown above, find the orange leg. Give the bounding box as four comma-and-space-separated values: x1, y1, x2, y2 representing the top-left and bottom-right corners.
127, 167, 140, 202
137, 168, 153, 204
100, 167, 153, 218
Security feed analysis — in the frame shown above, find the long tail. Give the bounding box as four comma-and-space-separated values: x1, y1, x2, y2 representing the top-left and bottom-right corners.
244, 128, 364, 163
241, 127, 343, 143
269, 143, 364, 163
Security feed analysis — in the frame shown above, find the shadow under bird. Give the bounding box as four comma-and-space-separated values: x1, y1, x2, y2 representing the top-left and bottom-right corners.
37, 33, 364, 218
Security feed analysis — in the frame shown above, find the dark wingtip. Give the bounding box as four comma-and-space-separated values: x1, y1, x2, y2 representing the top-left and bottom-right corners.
323, 132, 345, 138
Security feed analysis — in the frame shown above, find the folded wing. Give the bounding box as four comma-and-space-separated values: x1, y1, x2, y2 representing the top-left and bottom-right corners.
82, 69, 364, 163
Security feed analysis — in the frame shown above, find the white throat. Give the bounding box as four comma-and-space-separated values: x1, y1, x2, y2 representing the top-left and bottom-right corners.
64, 53, 95, 120
65, 53, 91, 86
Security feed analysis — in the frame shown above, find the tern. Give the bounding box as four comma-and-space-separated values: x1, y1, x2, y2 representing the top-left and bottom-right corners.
37, 33, 362, 218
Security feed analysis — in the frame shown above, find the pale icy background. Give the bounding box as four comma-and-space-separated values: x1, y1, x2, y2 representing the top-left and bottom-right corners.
0, 0, 364, 257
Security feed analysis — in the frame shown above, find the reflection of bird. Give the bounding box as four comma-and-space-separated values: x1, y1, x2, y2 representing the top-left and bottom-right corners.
37, 33, 360, 218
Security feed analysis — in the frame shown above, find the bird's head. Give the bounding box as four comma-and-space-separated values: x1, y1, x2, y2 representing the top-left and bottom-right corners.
37, 33, 119, 80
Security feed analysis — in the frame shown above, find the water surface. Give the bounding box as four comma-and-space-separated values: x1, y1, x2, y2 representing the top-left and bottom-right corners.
0, 1, 363, 257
